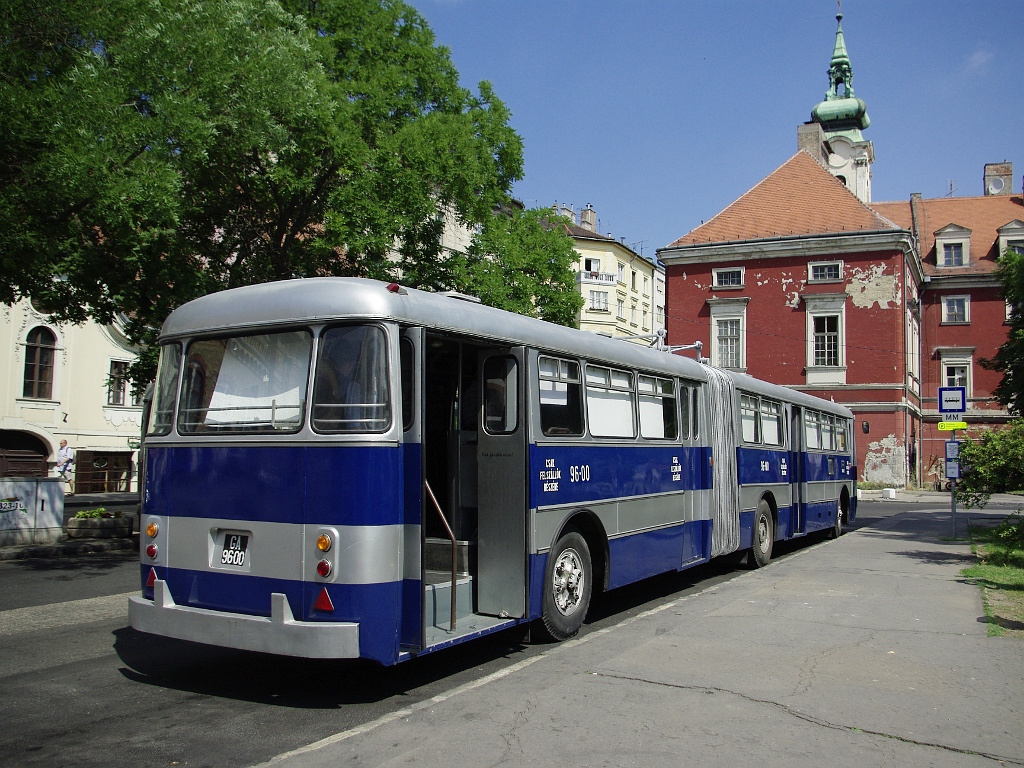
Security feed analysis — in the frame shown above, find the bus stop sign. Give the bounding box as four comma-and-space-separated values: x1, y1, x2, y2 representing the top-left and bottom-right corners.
939, 387, 966, 414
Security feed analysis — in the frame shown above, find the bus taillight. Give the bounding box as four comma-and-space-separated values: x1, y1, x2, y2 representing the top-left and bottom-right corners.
316, 560, 332, 577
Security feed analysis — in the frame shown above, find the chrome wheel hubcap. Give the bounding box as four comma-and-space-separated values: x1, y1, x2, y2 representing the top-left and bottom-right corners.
552, 548, 585, 616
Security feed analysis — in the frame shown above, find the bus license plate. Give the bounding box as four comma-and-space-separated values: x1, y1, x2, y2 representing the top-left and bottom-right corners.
219, 532, 249, 567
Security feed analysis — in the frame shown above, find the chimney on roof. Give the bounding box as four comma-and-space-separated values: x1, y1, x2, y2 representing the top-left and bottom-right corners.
579, 204, 596, 232
552, 201, 577, 224
984, 163, 1013, 196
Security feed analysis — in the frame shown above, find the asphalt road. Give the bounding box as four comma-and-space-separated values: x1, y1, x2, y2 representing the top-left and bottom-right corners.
0, 502, 909, 768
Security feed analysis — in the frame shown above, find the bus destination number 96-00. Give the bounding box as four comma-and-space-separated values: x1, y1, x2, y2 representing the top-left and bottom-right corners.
221, 534, 249, 566
569, 465, 590, 483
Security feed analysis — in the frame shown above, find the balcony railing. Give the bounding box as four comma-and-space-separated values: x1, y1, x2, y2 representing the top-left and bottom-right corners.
577, 271, 617, 285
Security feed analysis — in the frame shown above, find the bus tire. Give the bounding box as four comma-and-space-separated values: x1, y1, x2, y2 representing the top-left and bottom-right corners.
751, 500, 774, 568
829, 500, 843, 539
539, 531, 593, 641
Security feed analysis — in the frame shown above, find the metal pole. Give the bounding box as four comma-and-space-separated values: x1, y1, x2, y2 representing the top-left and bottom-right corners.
950, 429, 957, 539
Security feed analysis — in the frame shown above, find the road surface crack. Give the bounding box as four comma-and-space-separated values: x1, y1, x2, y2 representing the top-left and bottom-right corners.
592, 670, 1023, 766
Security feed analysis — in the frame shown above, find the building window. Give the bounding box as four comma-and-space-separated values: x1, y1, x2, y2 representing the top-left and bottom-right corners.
643, 275, 649, 296
809, 261, 842, 282
589, 291, 608, 311
942, 243, 964, 267
803, 293, 847, 384
584, 257, 601, 273
23, 326, 56, 400
617, 298, 625, 319
630, 304, 637, 325
641, 307, 649, 330
708, 297, 748, 371
631, 270, 637, 291
716, 319, 741, 368
107, 360, 131, 406
935, 224, 971, 268
617, 263, 625, 283
945, 363, 969, 389
813, 316, 840, 366
941, 295, 969, 324
712, 267, 744, 288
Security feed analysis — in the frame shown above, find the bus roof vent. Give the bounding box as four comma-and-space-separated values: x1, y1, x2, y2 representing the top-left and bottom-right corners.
437, 291, 482, 304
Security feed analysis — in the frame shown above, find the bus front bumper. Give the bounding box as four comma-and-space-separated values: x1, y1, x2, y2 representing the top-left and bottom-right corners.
128, 579, 360, 659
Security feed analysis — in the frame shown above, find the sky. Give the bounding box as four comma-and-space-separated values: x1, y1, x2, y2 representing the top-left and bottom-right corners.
411, 0, 1023, 261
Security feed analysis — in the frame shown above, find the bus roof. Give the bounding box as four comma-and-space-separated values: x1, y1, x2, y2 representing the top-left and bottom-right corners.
161, 277, 852, 418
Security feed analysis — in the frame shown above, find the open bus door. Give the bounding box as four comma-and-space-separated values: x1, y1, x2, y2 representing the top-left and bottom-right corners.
476, 348, 527, 619
399, 327, 425, 651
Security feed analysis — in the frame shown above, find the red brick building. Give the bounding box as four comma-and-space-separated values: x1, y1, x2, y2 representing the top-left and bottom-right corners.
657, 13, 1020, 488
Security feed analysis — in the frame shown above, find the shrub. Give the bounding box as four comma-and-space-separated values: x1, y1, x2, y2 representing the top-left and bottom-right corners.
72, 507, 122, 519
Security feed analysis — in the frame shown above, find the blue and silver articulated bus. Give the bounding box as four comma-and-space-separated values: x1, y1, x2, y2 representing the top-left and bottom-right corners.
129, 277, 856, 665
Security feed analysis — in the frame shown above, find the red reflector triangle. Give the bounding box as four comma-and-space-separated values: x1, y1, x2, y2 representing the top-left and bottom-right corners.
313, 587, 334, 613
146, 568, 157, 588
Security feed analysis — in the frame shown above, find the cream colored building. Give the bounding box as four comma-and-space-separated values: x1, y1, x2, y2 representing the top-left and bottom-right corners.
1, 299, 143, 492
555, 203, 665, 344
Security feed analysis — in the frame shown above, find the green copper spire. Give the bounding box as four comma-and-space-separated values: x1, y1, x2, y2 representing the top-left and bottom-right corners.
811, 7, 870, 136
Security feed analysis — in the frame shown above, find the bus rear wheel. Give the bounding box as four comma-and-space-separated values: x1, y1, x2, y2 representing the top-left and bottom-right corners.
829, 500, 844, 539
751, 500, 774, 568
539, 531, 592, 641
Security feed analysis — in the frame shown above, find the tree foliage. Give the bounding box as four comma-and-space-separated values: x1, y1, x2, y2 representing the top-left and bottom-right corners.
980, 247, 1024, 415
954, 420, 1024, 508
1, 0, 565, 382
461, 207, 584, 327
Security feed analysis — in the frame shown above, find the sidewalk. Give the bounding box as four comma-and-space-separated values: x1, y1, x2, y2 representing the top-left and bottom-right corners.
259, 503, 1024, 768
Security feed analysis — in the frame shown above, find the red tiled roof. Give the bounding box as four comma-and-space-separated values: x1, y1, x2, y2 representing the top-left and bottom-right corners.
668, 151, 899, 247
872, 195, 1024, 277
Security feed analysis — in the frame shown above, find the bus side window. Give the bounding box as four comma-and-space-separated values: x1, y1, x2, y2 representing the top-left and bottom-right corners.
740, 394, 760, 444
760, 399, 783, 446
539, 356, 583, 436
400, 337, 413, 431
678, 384, 690, 440
692, 388, 699, 440
639, 374, 677, 440
805, 411, 821, 450
483, 356, 517, 434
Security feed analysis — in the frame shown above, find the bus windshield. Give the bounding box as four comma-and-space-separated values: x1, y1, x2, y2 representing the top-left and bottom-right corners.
178, 330, 313, 433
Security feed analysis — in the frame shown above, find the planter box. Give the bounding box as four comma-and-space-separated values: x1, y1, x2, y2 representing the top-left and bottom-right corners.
65, 516, 134, 539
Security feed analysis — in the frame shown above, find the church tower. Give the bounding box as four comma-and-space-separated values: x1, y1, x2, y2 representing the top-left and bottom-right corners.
797, 8, 874, 202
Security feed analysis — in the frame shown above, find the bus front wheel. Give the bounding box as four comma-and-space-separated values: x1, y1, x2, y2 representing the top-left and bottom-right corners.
539, 531, 593, 641
751, 501, 774, 568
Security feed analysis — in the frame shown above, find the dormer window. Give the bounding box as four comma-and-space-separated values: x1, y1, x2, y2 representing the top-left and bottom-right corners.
997, 220, 1024, 256
934, 223, 971, 268
942, 243, 963, 267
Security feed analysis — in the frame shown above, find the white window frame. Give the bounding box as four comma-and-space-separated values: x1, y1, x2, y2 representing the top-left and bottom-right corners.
941, 295, 970, 324
712, 266, 745, 289
938, 347, 974, 400
803, 293, 847, 384
584, 257, 601, 273
935, 224, 971, 268
588, 290, 608, 312
708, 297, 748, 371
997, 220, 1024, 255
808, 260, 843, 283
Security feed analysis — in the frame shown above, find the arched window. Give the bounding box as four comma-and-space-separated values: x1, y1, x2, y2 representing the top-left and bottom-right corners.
23, 327, 56, 399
